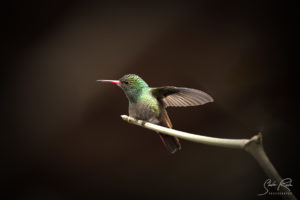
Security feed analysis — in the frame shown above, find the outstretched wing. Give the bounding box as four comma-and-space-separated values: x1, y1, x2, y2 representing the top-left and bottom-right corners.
151, 86, 213, 107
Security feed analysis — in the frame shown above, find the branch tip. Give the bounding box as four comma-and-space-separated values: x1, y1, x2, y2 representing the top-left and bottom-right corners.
121, 115, 129, 121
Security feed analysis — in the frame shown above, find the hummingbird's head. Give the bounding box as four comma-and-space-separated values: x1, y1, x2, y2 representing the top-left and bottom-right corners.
97, 74, 148, 102
119, 74, 148, 92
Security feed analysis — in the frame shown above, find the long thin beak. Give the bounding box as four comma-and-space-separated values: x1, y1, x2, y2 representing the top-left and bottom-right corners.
96, 80, 121, 85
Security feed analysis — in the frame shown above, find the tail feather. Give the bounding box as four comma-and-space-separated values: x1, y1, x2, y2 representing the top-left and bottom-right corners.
158, 108, 181, 153
159, 134, 181, 154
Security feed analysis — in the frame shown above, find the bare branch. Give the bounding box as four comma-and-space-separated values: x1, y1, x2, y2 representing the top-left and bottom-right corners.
121, 115, 248, 148
121, 115, 296, 200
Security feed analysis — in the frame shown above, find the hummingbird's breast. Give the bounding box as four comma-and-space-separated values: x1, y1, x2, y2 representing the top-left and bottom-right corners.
128, 92, 161, 124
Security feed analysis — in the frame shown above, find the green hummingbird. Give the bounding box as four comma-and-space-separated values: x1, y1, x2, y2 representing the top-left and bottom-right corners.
97, 74, 213, 153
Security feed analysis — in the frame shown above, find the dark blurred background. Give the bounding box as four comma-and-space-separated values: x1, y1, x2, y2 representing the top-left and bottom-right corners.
3, 1, 298, 200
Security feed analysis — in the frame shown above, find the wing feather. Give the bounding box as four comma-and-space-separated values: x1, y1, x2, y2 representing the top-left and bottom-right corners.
151, 86, 213, 107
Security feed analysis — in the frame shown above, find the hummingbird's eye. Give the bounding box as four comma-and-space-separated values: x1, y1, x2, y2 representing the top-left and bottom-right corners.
124, 81, 129, 84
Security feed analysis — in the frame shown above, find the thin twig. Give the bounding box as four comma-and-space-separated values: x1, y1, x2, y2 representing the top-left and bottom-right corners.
121, 115, 296, 200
